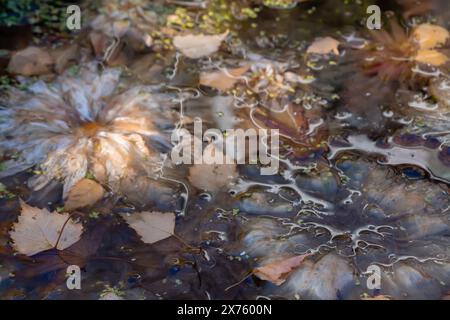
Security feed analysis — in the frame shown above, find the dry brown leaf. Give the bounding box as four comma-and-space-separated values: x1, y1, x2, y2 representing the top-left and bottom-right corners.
7, 46, 54, 76
307, 37, 340, 55
121, 211, 175, 244
200, 66, 249, 91
254, 254, 310, 285
411, 24, 449, 50
64, 179, 105, 211
9, 200, 83, 256
173, 31, 228, 59
415, 49, 449, 66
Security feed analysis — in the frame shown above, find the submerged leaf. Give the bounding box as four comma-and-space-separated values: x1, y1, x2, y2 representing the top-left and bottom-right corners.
7, 46, 54, 76
307, 37, 340, 55
9, 201, 83, 256
64, 179, 105, 211
188, 159, 238, 193
200, 66, 249, 91
253, 254, 310, 285
173, 31, 228, 59
121, 211, 175, 244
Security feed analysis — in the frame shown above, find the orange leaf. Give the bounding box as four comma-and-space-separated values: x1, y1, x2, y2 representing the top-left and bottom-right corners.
411, 24, 449, 50
254, 254, 310, 285
415, 49, 448, 66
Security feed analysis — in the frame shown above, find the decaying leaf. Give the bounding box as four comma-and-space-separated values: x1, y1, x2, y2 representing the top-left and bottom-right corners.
200, 66, 249, 91
7, 46, 54, 76
411, 24, 449, 50
415, 49, 449, 66
253, 254, 310, 285
307, 37, 340, 55
173, 31, 228, 59
9, 200, 83, 256
121, 211, 175, 244
64, 179, 105, 211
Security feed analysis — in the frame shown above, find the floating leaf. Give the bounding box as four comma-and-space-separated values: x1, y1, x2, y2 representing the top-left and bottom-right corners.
121, 211, 175, 244
9, 200, 83, 256
411, 24, 449, 50
200, 66, 249, 91
7, 46, 54, 76
64, 179, 105, 211
173, 31, 228, 59
307, 37, 340, 55
253, 254, 310, 285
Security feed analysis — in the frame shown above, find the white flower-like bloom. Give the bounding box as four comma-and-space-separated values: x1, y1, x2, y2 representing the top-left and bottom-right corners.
0, 64, 177, 196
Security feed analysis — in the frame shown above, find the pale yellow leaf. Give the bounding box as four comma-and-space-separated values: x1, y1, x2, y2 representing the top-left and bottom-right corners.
121, 211, 175, 244
411, 24, 449, 50
9, 200, 83, 256
254, 254, 310, 285
173, 31, 228, 59
415, 49, 449, 66
64, 179, 105, 211
307, 37, 340, 55
200, 66, 249, 91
